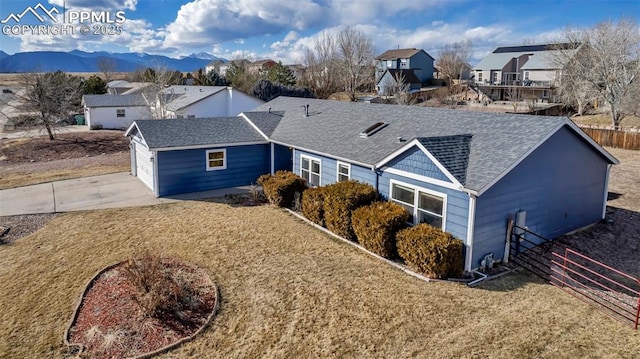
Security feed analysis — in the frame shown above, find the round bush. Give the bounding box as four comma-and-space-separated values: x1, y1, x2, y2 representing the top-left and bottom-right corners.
396, 223, 464, 278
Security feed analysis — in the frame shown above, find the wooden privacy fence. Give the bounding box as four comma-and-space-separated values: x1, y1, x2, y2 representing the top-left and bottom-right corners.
579, 125, 640, 151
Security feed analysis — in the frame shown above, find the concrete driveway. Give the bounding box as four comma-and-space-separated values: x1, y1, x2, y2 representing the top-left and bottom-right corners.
0, 172, 165, 216
0, 172, 257, 216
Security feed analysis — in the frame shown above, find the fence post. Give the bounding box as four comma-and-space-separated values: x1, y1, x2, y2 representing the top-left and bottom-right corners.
636, 290, 640, 330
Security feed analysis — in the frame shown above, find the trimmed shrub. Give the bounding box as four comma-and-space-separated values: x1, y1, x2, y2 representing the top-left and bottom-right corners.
302, 187, 325, 226
352, 201, 410, 259
322, 180, 378, 241
257, 171, 306, 208
396, 223, 464, 279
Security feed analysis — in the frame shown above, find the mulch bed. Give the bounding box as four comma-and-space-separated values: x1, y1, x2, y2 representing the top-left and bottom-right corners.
66, 258, 218, 359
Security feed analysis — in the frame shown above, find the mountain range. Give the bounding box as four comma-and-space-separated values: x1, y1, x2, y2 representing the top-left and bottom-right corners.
0, 50, 225, 73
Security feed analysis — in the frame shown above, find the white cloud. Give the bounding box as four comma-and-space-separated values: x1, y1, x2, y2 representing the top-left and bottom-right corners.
162, 0, 327, 48
49, 0, 137, 11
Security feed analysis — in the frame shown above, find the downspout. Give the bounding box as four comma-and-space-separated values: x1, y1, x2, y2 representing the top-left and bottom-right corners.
270, 142, 275, 175
464, 193, 477, 273
152, 150, 159, 197
602, 164, 612, 219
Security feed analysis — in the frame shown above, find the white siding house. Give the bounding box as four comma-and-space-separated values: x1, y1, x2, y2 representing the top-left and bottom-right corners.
162, 86, 264, 118
82, 94, 149, 130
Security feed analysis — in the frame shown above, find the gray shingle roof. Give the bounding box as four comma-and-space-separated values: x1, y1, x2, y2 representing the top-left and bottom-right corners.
133, 117, 266, 149
83, 94, 147, 107
242, 111, 284, 137
249, 97, 598, 192
376, 48, 433, 60
418, 135, 472, 184
386, 69, 421, 84
162, 86, 226, 111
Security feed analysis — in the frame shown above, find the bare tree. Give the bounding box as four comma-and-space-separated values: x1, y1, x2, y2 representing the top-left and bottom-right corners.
436, 40, 472, 88
13, 71, 83, 140
138, 64, 184, 119
506, 86, 522, 112
97, 57, 118, 83
301, 31, 341, 99
337, 26, 375, 101
550, 19, 640, 128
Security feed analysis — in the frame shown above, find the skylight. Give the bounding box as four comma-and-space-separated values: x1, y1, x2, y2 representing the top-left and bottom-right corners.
359, 122, 388, 138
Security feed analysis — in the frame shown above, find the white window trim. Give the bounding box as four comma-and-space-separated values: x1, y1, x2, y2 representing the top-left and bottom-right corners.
206, 149, 227, 171
336, 161, 351, 182
116, 108, 125, 117
389, 179, 447, 231
524, 71, 530, 80
300, 154, 321, 187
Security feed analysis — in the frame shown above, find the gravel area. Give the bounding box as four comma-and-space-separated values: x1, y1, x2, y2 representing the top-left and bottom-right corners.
0, 213, 59, 244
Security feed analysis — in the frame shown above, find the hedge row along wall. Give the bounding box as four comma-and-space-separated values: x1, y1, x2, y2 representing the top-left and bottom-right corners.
257, 171, 306, 208
396, 223, 464, 279
321, 180, 379, 241
352, 201, 410, 259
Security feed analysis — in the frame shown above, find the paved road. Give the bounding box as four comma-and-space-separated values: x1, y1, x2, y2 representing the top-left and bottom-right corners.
0, 172, 253, 216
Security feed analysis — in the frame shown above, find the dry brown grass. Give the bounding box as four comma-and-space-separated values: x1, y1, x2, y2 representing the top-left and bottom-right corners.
1, 201, 639, 358
571, 113, 640, 128
0, 165, 130, 189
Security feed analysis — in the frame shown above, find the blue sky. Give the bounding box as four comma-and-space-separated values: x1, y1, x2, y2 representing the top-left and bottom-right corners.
0, 0, 638, 64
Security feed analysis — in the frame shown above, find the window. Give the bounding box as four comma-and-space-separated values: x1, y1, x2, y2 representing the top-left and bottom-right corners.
206, 149, 226, 170
386, 60, 394, 68
542, 89, 549, 98
477, 72, 483, 82
116, 109, 125, 117
524, 71, 530, 80
187, 115, 195, 118
337, 162, 350, 182
492, 72, 498, 84
301, 155, 321, 187
400, 59, 408, 68
390, 180, 446, 229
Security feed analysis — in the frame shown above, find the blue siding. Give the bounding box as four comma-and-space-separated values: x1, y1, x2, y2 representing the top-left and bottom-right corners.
378, 171, 469, 242
291, 148, 469, 242
386, 145, 451, 182
157, 144, 269, 196
472, 126, 609, 267
292, 149, 376, 186
273, 144, 292, 172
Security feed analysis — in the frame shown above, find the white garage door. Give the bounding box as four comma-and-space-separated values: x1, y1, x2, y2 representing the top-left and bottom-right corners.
135, 142, 154, 191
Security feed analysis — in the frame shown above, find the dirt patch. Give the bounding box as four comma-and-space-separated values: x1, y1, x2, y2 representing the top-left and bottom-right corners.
0, 131, 130, 189
0, 131, 129, 163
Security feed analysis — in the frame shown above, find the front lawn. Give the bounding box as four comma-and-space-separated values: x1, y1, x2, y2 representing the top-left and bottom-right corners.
1, 202, 638, 358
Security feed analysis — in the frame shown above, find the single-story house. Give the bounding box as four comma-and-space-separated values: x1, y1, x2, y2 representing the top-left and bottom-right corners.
161, 86, 264, 119
82, 94, 149, 130
126, 97, 618, 271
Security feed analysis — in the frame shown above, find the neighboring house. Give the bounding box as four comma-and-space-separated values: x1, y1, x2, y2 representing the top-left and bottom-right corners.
106, 80, 152, 95
247, 59, 277, 74
377, 69, 422, 95
286, 64, 306, 79
82, 94, 148, 129
472, 43, 580, 102
126, 97, 617, 272
375, 48, 435, 85
219, 59, 251, 76
205, 59, 225, 74
160, 86, 264, 118
434, 63, 472, 81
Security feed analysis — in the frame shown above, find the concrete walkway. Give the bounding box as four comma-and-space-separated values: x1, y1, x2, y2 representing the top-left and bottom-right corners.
0, 172, 254, 216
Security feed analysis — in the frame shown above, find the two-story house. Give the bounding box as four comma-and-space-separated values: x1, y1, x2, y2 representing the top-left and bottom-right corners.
375, 48, 435, 95
472, 43, 581, 102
